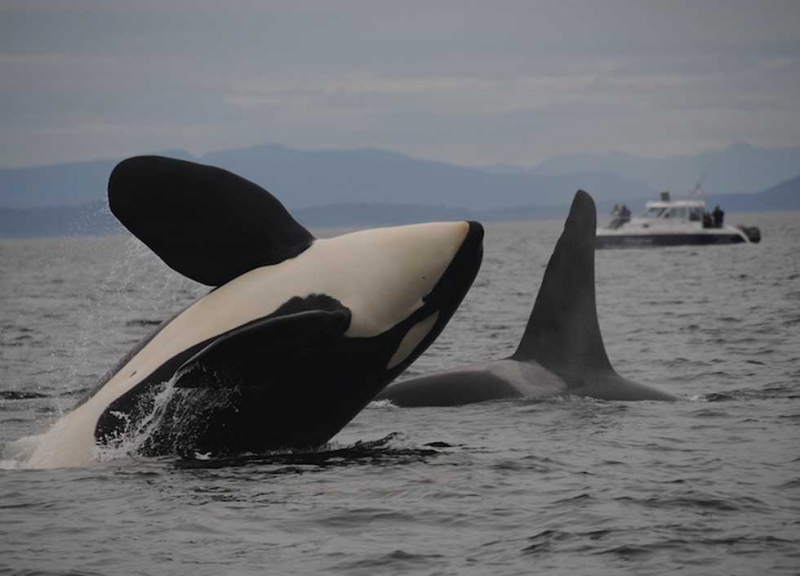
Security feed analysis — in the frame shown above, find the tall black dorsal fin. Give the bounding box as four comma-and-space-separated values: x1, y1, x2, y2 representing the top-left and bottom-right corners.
108, 156, 314, 286
511, 190, 613, 374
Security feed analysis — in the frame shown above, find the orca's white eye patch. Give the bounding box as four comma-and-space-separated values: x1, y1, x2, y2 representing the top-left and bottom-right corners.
387, 312, 439, 370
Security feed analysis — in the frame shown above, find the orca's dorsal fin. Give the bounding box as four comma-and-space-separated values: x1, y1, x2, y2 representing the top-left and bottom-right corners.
511, 190, 613, 375
108, 156, 315, 286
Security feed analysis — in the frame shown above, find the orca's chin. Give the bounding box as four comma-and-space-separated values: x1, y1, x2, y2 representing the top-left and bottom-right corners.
382, 220, 483, 378
423, 221, 484, 312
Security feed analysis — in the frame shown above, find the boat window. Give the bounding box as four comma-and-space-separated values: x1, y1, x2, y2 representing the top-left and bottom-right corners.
667, 207, 688, 220
642, 207, 665, 219
689, 207, 703, 221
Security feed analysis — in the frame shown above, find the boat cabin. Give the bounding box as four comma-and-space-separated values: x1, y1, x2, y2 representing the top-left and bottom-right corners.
607, 192, 715, 231
640, 199, 706, 223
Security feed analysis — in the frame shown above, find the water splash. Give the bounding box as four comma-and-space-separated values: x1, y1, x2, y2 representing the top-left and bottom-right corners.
0, 434, 40, 469
93, 379, 177, 463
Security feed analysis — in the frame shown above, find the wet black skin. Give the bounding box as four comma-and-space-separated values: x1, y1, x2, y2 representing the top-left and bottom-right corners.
94, 222, 484, 458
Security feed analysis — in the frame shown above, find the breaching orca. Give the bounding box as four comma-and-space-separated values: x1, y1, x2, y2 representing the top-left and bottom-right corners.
26, 156, 483, 468
377, 190, 675, 407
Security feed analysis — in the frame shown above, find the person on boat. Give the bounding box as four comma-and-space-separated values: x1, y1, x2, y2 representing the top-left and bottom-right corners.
609, 204, 623, 229
712, 205, 725, 228
703, 212, 713, 228
619, 204, 631, 222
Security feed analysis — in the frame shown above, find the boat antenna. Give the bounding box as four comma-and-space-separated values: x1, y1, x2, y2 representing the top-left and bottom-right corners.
690, 158, 715, 199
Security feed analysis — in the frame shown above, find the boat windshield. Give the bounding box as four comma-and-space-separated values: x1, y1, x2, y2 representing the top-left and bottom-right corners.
640, 205, 705, 221
641, 206, 665, 219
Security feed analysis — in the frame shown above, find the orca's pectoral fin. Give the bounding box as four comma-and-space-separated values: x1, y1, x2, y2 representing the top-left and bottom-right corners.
174, 308, 351, 389
108, 156, 315, 286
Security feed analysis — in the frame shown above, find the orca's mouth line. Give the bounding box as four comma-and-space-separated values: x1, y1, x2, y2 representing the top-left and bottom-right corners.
421, 221, 484, 312
379, 219, 483, 373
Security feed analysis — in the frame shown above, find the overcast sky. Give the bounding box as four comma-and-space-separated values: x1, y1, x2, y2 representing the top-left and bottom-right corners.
2, 0, 799, 168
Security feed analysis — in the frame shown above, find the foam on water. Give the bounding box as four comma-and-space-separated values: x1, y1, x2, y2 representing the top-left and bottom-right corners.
0, 435, 40, 469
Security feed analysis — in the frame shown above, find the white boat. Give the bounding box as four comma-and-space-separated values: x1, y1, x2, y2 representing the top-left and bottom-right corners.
596, 192, 761, 249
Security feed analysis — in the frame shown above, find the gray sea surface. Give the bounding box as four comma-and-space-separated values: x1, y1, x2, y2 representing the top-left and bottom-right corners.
1, 212, 799, 575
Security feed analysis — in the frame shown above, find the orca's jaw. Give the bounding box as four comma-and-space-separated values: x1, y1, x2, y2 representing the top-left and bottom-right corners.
383, 220, 484, 379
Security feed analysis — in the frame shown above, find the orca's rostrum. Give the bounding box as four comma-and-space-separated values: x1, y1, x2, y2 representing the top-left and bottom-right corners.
26, 156, 484, 468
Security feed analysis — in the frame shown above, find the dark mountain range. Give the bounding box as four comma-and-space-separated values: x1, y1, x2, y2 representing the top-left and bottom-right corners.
0, 142, 797, 238
0, 160, 118, 209
534, 142, 800, 197
706, 173, 800, 213
0, 149, 195, 210
1, 175, 796, 239
199, 144, 654, 209
0, 144, 653, 211
3, 142, 797, 212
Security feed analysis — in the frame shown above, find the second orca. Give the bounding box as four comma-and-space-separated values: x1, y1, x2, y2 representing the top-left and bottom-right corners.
377, 190, 676, 407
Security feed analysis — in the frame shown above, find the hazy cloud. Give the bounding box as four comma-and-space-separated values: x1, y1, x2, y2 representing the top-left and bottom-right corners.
2, 0, 799, 167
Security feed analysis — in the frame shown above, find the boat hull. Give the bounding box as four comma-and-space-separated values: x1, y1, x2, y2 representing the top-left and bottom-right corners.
596, 232, 747, 249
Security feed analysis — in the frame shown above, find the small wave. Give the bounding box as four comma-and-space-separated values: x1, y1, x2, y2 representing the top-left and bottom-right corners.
12, 569, 110, 576
783, 315, 800, 327
333, 549, 443, 572
0, 390, 50, 400
124, 319, 163, 327
698, 384, 800, 402
596, 544, 655, 558
424, 441, 454, 448
59, 387, 91, 398
552, 493, 592, 505
492, 459, 553, 474
173, 433, 441, 471
701, 392, 737, 402
522, 528, 618, 555
594, 534, 797, 560
35, 405, 59, 414
785, 290, 800, 301
519, 527, 797, 561
319, 508, 417, 530
691, 408, 729, 418
614, 491, 765, 513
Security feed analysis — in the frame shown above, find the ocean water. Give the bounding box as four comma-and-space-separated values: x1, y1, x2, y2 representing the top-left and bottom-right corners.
1, 212, 799, 575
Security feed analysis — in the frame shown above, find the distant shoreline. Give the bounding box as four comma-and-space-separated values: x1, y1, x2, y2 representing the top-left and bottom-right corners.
0, 201, 792, 240
2, 143, 798, 238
